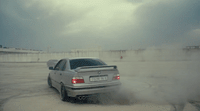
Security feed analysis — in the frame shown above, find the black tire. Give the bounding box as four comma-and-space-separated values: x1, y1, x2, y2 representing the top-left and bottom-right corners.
47, 76, 52, 88
60, 83, 67, 101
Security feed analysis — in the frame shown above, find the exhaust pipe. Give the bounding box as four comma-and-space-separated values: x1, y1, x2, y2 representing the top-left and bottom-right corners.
82, 96, 86, 100
78, 96, 86, 100
78, 96, 82, 100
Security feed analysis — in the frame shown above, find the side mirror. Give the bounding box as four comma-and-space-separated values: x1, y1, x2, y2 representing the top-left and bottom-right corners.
49, 67, 54, 70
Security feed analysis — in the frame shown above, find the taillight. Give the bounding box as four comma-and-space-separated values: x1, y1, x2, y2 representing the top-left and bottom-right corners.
72, 77, 85, 84
113, 74, 120, 80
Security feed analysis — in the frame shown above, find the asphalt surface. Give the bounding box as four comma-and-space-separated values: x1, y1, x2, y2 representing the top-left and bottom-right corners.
0, 61, 200, 111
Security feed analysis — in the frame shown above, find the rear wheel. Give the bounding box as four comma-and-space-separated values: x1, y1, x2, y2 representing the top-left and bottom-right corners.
60, 83, 67, 101
47, 76, 52, 88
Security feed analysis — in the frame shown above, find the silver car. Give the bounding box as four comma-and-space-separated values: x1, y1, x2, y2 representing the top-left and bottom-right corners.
47, 57, 121, 101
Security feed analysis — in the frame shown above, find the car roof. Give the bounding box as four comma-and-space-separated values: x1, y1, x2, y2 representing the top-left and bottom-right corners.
63, 57, 100, 60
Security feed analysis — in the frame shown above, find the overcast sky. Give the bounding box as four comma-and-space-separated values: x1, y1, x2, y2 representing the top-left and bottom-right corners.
0, 0, 200, 51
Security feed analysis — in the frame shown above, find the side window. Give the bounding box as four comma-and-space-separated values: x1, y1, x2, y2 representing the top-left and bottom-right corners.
59, 60, 66, 71
62, 61, 67, 71
54, 60, 62, 70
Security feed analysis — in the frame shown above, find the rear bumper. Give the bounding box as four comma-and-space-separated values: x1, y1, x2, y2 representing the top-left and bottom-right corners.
66, 85, 121, 97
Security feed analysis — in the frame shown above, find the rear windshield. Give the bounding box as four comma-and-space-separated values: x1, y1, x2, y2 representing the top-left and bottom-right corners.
70, 59, 106, 69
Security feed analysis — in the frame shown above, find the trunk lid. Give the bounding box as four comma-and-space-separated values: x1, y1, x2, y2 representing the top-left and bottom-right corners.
76, 66, 119, 84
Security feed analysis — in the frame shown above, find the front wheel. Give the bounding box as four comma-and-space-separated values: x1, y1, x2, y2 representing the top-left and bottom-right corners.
47, 76, 52, 88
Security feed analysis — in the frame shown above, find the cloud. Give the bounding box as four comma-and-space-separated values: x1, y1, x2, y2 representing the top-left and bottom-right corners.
131, 0, 200, 46
61, 0, 136, 35
0, 0, 200, 51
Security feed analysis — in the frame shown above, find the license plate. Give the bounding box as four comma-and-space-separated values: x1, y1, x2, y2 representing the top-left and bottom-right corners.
90, 76, 108, 82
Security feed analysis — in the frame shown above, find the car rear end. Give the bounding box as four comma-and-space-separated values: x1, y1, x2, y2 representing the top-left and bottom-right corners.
65, 58, 121, 97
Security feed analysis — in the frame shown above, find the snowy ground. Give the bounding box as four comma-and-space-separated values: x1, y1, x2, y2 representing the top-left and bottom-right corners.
0, 61, 200, 111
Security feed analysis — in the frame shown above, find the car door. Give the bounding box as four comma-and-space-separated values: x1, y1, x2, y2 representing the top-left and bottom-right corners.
51, 60, 62, 88
54, 60, 66, 88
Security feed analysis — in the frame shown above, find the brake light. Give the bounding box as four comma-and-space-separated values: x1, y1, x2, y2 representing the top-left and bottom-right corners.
113, 74, 120, 80
72, 77, 85, 84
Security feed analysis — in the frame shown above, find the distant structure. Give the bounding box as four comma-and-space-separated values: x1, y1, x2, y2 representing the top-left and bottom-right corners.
71, 47, 102, 52
186, 46, 200, 49
184, 46, 200, 50
110, 50, 126, 52
0, 46, 43, 54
